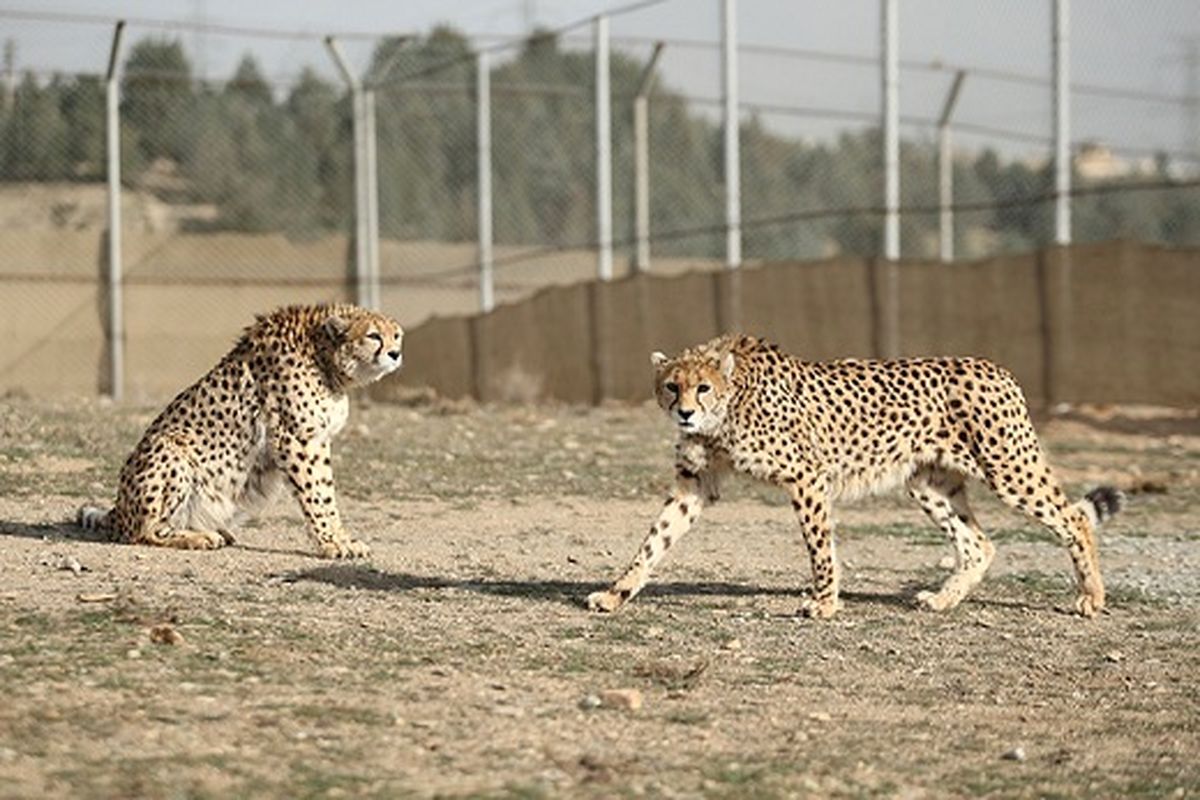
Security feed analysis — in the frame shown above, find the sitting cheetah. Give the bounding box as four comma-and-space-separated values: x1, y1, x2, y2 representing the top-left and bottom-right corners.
587, 333, 1122, 619
78, 303, 403, 557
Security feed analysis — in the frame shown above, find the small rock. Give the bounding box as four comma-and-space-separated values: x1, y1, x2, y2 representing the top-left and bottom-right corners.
77, 592, 118, 604
937, 555, 956, 570
807, 711, 832, 723
58, 556, 86, 575
1001, 747, 1027, 762
599, 688, 643, 711
148, 624, 185, 646
126, 648, 142, 660
578, 694, 602, 711
721, 638, 742, 651
492, 705, 525, 718
1103, 651, 1123, 664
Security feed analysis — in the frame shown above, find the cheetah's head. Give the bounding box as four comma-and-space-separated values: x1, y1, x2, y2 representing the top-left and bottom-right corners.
324, 309, 404, 387
651, 348, 735, 436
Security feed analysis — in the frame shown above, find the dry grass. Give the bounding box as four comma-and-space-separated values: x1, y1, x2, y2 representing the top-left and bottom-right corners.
0, 397, 1197, 798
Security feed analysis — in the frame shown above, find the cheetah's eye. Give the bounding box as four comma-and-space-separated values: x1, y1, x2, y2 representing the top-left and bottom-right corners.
696, 384, 711, 395
664, 382, 679, 394
366, 332, 383, 342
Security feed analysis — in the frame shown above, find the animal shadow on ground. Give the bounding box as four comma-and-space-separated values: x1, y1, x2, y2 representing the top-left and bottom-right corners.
292, 564, 921, 612
0, 517, 326, 558
0, 518, 106, 543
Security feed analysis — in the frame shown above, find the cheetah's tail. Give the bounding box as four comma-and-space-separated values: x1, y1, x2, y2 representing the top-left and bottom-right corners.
1075, 486, 1124, 528
76, 505, 113, 534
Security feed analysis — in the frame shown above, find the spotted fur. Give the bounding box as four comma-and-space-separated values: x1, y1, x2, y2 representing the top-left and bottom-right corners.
78, 303, 403, 557
588, 333, 1122, 619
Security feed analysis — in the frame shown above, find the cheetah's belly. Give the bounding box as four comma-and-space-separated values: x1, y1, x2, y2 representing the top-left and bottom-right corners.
170, 417, 281, 532
324, 395, 350, 443
232, 418, 283, 520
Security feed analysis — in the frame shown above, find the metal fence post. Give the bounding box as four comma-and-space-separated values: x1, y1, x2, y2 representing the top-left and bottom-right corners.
477, 50, 494, 313
325, 37, 370, 307
1053, 0, 1071, 245
881, 0, 900, 261
595, 15, 613, 282
721, 0, 741, 269
105, 21, 125, 402
364, 86, 380, 309
633, 42, 664, 273
938, 70, 966, 263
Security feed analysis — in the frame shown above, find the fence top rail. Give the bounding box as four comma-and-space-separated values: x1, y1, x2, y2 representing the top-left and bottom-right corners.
3, 6, 1193, 109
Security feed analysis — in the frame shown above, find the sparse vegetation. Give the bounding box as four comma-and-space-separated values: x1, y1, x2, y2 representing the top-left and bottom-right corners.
0, 397, 1197, 797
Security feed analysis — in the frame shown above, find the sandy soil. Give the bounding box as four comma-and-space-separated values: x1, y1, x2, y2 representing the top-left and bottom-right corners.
0, 397, 1197, 798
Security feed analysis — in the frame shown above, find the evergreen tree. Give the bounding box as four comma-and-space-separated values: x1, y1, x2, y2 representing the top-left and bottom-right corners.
227, 54, 273, 108
59, 75, 105, 178
1, 72, 69, 180
287, 68, 351, 230
121, 38, 194, 163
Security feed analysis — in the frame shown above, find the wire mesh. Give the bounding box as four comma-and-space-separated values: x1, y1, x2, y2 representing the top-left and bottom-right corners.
0, 1, 1196, 398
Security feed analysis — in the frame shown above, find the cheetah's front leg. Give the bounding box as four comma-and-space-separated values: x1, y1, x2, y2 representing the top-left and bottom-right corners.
587, 468, 706, 613
273, 430, 369, 559
788, 479, 841, 619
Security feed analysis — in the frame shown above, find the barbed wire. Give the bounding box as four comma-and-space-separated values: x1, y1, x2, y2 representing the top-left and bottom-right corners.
0, 7, 388, 41
4, 178, 1194, 289
7, 67, 1193, 168
1, 6, 1193, 108
395, 176, 1200, 284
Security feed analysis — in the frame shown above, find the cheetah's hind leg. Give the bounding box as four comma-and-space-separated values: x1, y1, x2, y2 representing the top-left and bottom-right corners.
906, 466, 995, 612
121, 440, 230, 551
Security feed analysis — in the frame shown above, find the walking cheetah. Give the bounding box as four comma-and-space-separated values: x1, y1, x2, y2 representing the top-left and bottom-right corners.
587, 334, 1122, 619
78, 303, 403, 557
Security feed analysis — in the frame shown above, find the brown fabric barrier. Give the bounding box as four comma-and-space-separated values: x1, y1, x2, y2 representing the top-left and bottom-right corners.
2, 237, 1195, 406
379, 241, 1200, 408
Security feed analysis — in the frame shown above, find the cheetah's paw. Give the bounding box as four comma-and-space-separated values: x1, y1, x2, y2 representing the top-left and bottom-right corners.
798, 596, 841, 620
586, 589, 625, 613
916, 589, 959, 612
169, 530, 227, 550
1074, 592, 1104, 618
319, 538, 371, 559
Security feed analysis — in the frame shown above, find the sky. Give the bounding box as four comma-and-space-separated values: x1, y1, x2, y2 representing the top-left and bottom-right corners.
3, 0, 1198, 163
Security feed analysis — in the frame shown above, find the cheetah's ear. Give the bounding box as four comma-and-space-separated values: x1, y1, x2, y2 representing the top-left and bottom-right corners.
322, 314, 349, 342
650, 351, 669, 368
720, 352, 736, 381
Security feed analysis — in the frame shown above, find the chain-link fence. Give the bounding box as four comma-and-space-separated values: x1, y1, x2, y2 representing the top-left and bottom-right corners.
1, 1, 1197, 399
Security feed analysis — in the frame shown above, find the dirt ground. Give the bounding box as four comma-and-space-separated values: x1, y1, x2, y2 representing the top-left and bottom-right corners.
0, 396, 1197, 799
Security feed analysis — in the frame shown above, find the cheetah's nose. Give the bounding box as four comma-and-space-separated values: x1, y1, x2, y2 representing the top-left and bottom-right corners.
678, 409, 694, 421
387, 350, 401, 361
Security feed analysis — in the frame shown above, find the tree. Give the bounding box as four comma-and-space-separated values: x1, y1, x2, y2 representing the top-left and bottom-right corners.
121, 38, 194, 163
59, 75, 105, 178
287, 68, 351, 230
226, 54, 273, 108
0, 72, 69, 180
